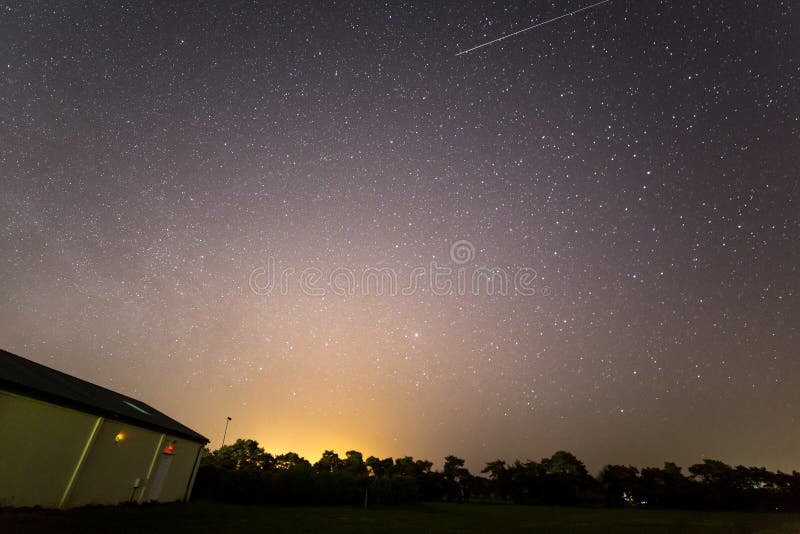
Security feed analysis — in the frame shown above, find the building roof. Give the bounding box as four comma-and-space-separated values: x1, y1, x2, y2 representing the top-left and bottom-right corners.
0, 348, 208, 443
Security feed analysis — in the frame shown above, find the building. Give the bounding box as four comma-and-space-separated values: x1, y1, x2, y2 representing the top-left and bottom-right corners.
0, 348, 209, 508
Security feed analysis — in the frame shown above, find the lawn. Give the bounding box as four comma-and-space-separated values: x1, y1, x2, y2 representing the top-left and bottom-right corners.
3, 502, 800, 533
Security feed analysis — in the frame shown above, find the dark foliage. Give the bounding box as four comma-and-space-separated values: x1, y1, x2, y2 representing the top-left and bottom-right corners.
193, 440, 423, 506
193, 439, 800, 511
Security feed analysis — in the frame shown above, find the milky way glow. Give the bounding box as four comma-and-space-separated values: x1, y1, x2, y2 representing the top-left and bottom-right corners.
1, 1, 798, 473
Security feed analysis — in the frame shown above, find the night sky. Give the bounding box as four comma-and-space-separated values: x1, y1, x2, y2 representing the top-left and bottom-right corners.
1, 1, 798, 473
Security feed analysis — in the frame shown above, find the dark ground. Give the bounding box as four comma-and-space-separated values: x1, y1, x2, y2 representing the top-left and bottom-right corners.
3, 502, 800, 533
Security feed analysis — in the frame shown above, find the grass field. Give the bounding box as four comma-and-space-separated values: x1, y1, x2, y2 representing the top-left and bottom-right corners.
3, 502, 800, 533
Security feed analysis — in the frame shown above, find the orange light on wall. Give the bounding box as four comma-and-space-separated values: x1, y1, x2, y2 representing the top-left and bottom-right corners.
115, 432, 125, 443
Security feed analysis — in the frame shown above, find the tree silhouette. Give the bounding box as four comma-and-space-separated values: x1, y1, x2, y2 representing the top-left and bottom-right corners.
202, 439, 274, 471
366, 456, 395, 477
192, 443, 800, 511
314, 450, 343, 473
394, 456, 419, 477
599, 465, 639, 506
275, 451, 312, 470
343, 450, 367, 476
482, 459, 511, 501
543, 450, 589, 477
443, 455, 471, 502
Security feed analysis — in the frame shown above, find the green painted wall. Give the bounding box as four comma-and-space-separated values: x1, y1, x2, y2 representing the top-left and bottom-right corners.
0, 390, 96, 507
156, 438, 203, 503
67, 420, 163, 506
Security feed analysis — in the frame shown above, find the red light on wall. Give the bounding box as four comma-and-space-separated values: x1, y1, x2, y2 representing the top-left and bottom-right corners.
164, 443, 175, 455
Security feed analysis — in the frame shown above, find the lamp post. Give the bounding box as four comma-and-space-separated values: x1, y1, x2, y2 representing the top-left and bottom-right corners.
221, 416, 232, 448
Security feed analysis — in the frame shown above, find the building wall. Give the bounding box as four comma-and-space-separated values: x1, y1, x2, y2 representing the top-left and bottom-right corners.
0, 389, 204, 508
0, 390, 97, 507
154, 437, 203, 503
66, 419, 163, 506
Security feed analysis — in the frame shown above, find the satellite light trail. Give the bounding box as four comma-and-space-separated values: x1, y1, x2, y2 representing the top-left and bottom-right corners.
456, 0, 612, 56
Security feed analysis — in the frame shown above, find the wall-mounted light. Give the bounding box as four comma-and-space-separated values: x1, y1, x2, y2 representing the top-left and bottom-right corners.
164, 441, 175, 455
115, 432, 126, 443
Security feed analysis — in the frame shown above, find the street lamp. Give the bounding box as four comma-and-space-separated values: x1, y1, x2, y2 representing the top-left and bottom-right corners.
221, 416, 232, 447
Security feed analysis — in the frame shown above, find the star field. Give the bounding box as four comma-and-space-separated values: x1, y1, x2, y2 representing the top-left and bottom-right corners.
1, 1, 798, 472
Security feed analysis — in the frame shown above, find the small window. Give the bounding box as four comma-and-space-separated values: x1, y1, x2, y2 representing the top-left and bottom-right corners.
123, 400, 151, 415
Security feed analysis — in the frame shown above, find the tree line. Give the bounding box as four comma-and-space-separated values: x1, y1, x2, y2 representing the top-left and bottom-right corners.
192, 439, 800, 511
